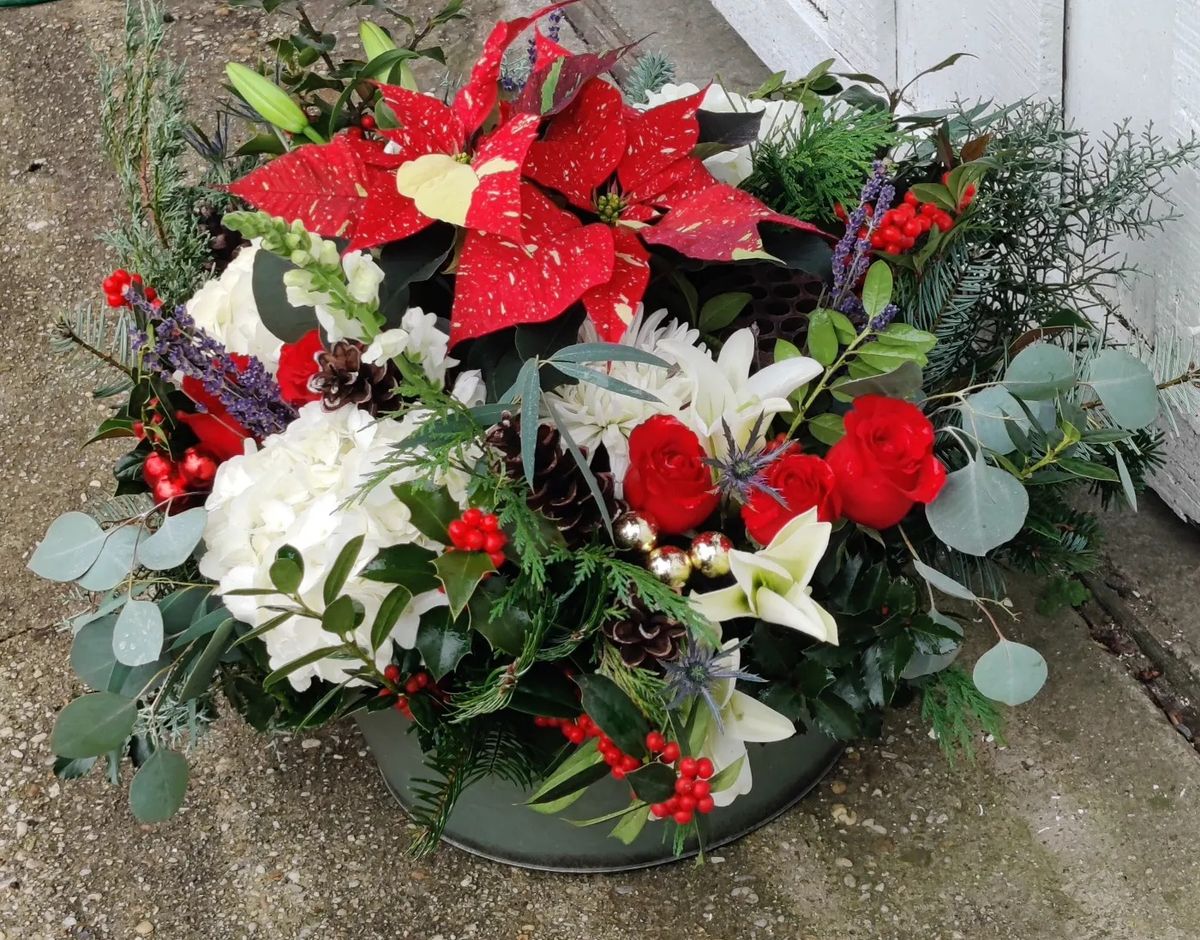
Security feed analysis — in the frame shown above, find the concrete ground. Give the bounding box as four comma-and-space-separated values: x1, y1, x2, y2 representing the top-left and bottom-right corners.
2, 1, 1200, 938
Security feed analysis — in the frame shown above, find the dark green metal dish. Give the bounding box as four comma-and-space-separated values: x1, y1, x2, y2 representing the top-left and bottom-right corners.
356, 708, 843, 872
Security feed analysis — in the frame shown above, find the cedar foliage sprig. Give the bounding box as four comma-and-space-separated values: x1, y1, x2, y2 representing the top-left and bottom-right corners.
918, 666, 1005, 765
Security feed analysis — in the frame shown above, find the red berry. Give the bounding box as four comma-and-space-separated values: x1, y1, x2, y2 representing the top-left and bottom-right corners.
361, 113, 377, 130
903, 190, 919, 206
464, 529, 486, 551
565, 726, 586, 745
384, 664, 402, 683
480, 513, 500, 531
416, 672, 430, 688
106, 294, 126, 308
113, 269, 130, 281
646, 731, 666, 753
679, 757, 698, 779
903, 219, 922, 238
142, 451, 173, 485
603, 750, 622, 767
833, 202, 848, 221
941, 171, 952, 186
696, 796, 715, 814
674, 777, 693, 796
130, 274, 143, 285
180, 448, 217, 487
691, 779, 711, 799
405, 678, 421, 694
447, 519, 469, 547
920, 202, 940, 218
651, 803, 670, 819
463, 508, 483, 526
144, 287, 158, 303
894, 203, 915, 222
488, 551, 506, 569
620, 754, 640, 772
661, 742, 680, 763
696, 758, 714, 779
677, 795, 697, 812
672, 810, 693, 826
482, 531, 505, 554
611, 767, 627, 780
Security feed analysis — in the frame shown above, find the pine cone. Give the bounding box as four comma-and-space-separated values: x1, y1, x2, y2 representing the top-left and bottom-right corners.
311, 340, 400, 415
709, 263, 825, 369
486, 412, 616, 544
197, 202, 249, 274
603, 603, 687, 668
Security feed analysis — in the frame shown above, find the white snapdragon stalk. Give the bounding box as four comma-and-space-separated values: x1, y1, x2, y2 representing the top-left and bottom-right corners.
691, 508, 838, 645
186, 239, 284, 371
545, 308, 702, 484
660, 327, 822, 454
283, 238, 386, 342
642, 82, 804, 185
702, 641, 795, 806
363, 308, 456, 385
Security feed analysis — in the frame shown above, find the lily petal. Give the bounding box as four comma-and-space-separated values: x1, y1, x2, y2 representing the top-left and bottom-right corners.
690, 583, 754, 623
745, 354, 824, 403
724, 690, 796, 743
754, 586, 837, 643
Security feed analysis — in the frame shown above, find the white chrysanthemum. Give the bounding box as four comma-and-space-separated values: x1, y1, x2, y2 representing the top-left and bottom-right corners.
544, 308, 703, 485
186, 240, 284, 372
643, 82, 804, 185
363, 308, 455, 385
199, 401, 472, 691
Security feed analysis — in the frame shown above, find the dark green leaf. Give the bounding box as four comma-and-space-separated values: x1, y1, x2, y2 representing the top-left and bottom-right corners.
433, 550, 495, 619
321, 594, 359, 636
323, 535, 365, 605
178, 618, 236, 699
415, 607, 471, 680
811, 694, 861, 739
251, 249, 318, 342
262, 644, 347, 691
391, 483, 459, 544
51, 692, 137, 759
371, 585, 413, 650
360, 543, 439, 593
129, 748, 190, 823
577, 674, 648, 757
627, 761, 676, 802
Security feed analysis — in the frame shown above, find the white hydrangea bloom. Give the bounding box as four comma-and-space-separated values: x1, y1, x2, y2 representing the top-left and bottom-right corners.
642, 82, 804, 185
199, 402, 474, 691
362, 308, 455, 385
186, 240, 284, 372
544, 308, 703, 485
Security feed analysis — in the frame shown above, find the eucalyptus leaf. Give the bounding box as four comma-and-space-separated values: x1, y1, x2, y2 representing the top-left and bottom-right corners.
912, 560, 977, 601
1083, 348, 1159, 430
973, 639, 1047, 705
926, 459, 1029, 556
129, 748, 190, 823
960, 386, 1029, 455
1003, 343, 1076, 400
136, 507, 207, 571
112, 600, 165, 667
554, 362, 662, 403
28, 512, 107, 582
51, 692, 137, 759
71, 615, 165, 696
76, 526, 141, 592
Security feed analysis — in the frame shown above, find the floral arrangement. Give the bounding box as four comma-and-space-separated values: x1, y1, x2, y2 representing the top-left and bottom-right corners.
33, 0, 1200, 855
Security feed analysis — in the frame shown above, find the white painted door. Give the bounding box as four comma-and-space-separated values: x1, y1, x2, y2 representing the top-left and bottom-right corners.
710, 0, 1200, 521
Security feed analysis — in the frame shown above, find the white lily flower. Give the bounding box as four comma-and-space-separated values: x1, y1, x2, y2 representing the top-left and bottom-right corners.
703, 640, 796, 806
691, 508, 838, 645
660, 327, 822, 454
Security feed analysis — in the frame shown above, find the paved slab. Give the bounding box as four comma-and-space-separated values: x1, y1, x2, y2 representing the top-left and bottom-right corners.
2, 2, 1200, 938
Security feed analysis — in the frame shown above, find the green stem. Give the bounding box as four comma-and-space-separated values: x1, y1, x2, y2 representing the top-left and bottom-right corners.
787, 328, 875, 435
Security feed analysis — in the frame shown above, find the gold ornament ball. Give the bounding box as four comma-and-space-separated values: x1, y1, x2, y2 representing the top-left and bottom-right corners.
689, 531, 734, 578
613, 511, 658, 553
646, 545, 693, 589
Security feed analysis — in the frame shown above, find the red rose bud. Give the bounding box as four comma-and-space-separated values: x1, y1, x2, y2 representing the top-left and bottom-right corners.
741, 446, 841, 545
826, 395, 947, 530
623, 416, 719, 535
276, 329, 325, 406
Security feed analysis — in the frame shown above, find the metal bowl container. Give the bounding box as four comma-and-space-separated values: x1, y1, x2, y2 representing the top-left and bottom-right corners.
356, 708, 842, 872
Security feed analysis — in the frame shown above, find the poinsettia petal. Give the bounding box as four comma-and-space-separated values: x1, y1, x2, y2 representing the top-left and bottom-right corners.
376, 85, 465, 155
642, 183, 829, 262
581, 226, 650, 342
622, 156, 716, 210
453, 1, 573, 134
450, 185, 615, 346
616, 87, 706, 194
525, 78, 626, 210
532, 28, 571, 69
465, 112, 541, 240
346, 141, 433, 251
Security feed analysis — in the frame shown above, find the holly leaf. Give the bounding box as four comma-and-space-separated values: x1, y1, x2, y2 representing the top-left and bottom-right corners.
643, 183, 829, 262
577, 674, 649, 757
433, 550, 495, 619
415, 607, 472, 680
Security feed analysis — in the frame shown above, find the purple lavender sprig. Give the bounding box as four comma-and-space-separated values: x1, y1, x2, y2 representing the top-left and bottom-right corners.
503, 9, 567, 92
831, 160, 896, 319
129, 292, 295, 438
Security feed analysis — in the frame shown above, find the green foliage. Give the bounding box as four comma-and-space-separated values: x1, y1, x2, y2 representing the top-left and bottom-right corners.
625, 51, 677, 104
744, 105, 896, 224
1037, 574, 1090, 616
918, 666, 1005, 765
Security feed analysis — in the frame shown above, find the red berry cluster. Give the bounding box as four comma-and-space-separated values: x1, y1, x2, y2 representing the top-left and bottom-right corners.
381, 665, 439, 718
871, 191, 955, 255
536, 714, 648, 779
142, 447, 217, 508
446, 508, 507, 569
647, 736, 716, 825
102, 269, 158, 309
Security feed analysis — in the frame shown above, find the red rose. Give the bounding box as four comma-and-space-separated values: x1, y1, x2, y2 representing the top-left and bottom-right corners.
277, 329, 324, 406
624, 415, 719, 535
826, 395, 946, 530
741, 445, 841, 545
177, 376, 252, 463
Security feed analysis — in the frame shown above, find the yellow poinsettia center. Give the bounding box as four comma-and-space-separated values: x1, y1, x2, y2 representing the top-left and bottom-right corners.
594, 191, 625, 224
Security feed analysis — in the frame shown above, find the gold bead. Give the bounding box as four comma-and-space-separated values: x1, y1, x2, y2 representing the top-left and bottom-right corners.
688, 531, 734, 578
646, 545, 692, 589
613, 511, 658, 553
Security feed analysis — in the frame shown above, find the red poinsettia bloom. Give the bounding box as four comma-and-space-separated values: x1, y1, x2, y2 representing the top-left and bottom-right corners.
276, 329, 324, 406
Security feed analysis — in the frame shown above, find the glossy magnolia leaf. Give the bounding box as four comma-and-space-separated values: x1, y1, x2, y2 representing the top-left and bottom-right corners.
370, 585, 413, 651
129, 748, 190, 824
433, 550, 495, 619
1084, 348, 1159, 430
926, 458, 1029, 556
900, 612, 964, 679
112, 600, 165, 667
137, 507, 207, 571
973, 639, 1047, 706
76, 526, 141, 592
415, 607, 471, 680
961, 386, 1030, 455
1003, 342, 1076, 400
861, 260, 893, 318
912, 559, 977, 601
71, 615, 166, 696
577, 674, 649, 757
28, 511, 107, 582
51, 692, 137, 759
642, 183, 827, 263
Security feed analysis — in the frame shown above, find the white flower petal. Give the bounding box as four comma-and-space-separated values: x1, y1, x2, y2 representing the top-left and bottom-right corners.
723, 690, 795, 743
754, 586, 837, 643
744, 355, 824, 403
690, 583, 754, 623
